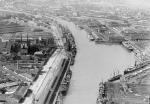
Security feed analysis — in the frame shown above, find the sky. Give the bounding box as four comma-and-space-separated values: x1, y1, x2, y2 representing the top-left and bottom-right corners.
61, 0, 150, 9
125, 0, 150, 9
14, 0, 150, 10
84, 0, 150, 10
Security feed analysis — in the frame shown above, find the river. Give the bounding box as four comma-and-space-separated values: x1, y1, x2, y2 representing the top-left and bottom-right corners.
58, 20, 136, 104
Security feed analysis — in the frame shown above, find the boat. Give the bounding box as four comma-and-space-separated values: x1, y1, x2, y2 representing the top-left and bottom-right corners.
87, 33, 95, 41
60, 70, 72, 96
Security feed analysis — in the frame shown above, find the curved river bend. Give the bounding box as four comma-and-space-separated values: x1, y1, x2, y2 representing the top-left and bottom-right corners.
58, 20, 135, 104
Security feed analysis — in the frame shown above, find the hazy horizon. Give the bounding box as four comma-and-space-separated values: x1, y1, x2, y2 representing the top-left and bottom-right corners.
29, 0, 150, 10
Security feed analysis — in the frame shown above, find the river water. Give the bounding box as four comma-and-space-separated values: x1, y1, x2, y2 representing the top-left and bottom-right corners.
59, 20, 136, 104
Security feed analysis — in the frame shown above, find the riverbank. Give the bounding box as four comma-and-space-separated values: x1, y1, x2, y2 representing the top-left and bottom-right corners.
58, 18, 150, 104
97, 61, 150, 104
69, 17, 150, 64
57, 19, 135, 104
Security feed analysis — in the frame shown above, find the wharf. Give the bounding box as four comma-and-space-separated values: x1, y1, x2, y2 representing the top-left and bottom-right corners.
23, 49, 67, 104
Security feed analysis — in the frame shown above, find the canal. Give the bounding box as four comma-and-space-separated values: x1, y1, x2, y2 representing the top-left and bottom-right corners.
58, 20, 136, 104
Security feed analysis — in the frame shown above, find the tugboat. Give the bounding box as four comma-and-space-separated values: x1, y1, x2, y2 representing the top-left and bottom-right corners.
60, 70, 72, 96
87, 33, 95, 41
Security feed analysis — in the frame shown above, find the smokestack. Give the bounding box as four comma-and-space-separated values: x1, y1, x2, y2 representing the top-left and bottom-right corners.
21, 33, 22, 43
27, 33, 29, 47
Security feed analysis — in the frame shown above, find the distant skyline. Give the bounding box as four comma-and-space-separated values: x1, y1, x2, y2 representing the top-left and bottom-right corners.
87, 0, 150, 9
3, 0, 150, 10
48, 0, 150, 9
